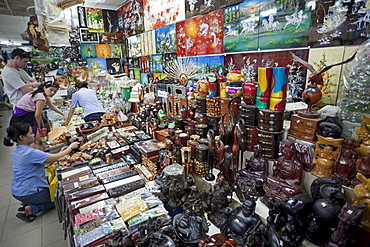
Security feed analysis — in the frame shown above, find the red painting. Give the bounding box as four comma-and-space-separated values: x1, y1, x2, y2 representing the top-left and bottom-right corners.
176, 9, 224, 57
176, 20, 187, 57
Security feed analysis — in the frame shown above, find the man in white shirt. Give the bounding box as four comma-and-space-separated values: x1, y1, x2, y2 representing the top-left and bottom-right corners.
1, 49, 39, 106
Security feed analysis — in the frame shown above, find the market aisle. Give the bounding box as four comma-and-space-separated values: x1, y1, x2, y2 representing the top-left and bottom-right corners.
0, 106, 68, 247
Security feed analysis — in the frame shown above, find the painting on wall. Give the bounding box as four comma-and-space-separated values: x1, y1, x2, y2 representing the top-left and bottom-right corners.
127, 35, 142, 57
140, 73, 150, 86
87, 58, 107, 70
106, 58, 123, 74
86, 8, 104, 33
258, 0, 311, 50
185, 0, 201, 18
117, 0, 144, 38
99, 33, 123, 44
139, 55, 151, 73
219, 0, 244, 9
162, 52, 177, 72
224, 4, 241, 53
80, 44, 96, 60
197, 0, 219, 16
177, 10, 224, 57
143, 0, 185, 31
176, 20, 187, 57
155, 24, 177, 53
110, 44, 123, 58
309, 0, 369, 47
150, 54, 163, 73
224, 49, 309, 100
308, 47, 345, 106
95, 44, 111, 58
103, 10, 119, 33
80, 28, 99, 43
77, 6, 87, 28
237, 0, 259, 51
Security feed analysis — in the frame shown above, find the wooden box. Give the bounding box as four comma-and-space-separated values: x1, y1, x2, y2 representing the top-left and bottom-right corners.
245, 126, 258, 151
166, 96, 174, 117
257, 109, 284, 132
238, 103, 258, 127
196, 96, 207, 114
288, 115, 325, 143
155, 129, 170, 141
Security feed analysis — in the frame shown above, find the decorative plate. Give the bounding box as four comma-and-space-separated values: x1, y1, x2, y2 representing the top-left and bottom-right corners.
69, 67, 88, 82
83, 67, 94, 81
55, 76, 69, 89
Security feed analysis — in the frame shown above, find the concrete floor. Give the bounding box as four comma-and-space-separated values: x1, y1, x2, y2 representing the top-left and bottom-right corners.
0, 106, 68, 247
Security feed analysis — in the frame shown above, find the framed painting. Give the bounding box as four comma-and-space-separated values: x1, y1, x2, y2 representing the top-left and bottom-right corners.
80, 28, 99, 43
106, 58, 123, 74
86, 8, 104, 33
143, 0, 186, 31
95, 44, 111, 58
309, 0, 369, 47
80, 44, 96, 60
176, 20, 187, 57
237, 0, 259, 51
99, 33, 123, 44
224, 4, 240, 53
185, 0, 201, 18
155, 24, 177, 53
77, 6, 87, 28
117, 0, 145, 37
103, 10, 119, 33
150, 54, 163, 73
110, 44, 123, 58
87, 58, 107, 70
127, 35, 142, 57
140, 73, 149, 86
139, 55, 151, 73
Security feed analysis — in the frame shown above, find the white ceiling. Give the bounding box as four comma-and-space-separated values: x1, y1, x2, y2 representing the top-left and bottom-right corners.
0, 0, 125, 46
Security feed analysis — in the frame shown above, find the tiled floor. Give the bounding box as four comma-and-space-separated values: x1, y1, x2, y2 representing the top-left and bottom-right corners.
0, 106, 68, 247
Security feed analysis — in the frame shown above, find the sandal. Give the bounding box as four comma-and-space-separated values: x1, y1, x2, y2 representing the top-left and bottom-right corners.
18, 205, 26, 212
16, 213, 36, 222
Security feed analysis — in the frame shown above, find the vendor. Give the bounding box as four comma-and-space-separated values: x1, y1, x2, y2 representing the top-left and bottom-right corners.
3, 122, 79, 222
10, 81, 65, 147
63, 81, 105, 125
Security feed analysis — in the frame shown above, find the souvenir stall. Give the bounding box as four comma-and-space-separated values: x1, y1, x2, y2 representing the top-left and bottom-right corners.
13, 0, 370, 246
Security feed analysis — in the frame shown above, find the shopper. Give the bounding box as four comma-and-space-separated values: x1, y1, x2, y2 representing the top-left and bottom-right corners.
10, 81, 65, 147
3, 122, 79, 222
1, 48, 39, 106
62, 81, 105, 125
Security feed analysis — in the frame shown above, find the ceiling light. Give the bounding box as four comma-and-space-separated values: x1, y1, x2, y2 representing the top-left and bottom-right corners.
0, 41, 12, 45
13, 42, 22, 46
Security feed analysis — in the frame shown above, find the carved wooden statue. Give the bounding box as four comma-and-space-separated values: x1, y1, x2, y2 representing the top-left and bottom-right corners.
263, 140, 303, 202
290, 52, 356, 118
352, 154, 370, 187
311, 135, 343, 178
352, 173, 370, 232
335, 137, 359, 185
173, 209, 207, 244
325, 202, 367, 247
356, 114, 370, 156
237, 144, 267, 201
220, 199, 260, 246
295, 142, 313, 172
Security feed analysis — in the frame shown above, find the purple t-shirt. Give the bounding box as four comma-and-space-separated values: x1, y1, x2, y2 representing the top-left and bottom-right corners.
16, 92, 46, 112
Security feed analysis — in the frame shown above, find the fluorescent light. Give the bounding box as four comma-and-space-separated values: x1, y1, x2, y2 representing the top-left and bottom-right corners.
13, 42, 22, 46
0, 41, 12, 45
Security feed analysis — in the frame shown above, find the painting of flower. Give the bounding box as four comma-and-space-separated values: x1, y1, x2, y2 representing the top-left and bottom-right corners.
87, 8, 104, 33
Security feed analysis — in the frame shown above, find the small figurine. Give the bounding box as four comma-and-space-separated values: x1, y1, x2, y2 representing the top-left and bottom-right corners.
219, 145, 236, 186
198, 233, 240, 247
294, 142, 313, 172
237, 144, 267, 201
173, 209, 207, 244
325, 202, 367, 247
220, 199, 260, 246
263, 140, 303, 203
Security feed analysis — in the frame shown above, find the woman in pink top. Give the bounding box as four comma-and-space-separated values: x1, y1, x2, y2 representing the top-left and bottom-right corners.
10, 81, 65, 145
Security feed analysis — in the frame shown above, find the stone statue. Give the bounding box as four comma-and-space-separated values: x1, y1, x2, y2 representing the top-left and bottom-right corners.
263, 140, 303, 202
220, 199, 260, 246
208, 176, 233, 227
312, 145, 336, 178
352, 173, 370, 233
325, 202, 367, 247
173, 209, 207, 244
237, 144, 267, 201
335, 137, 359, 185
